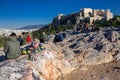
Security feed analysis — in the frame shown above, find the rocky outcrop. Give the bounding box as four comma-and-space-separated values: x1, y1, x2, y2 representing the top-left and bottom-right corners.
0, 28, 120, 80
67, 29, 120, 65
0, 56, 44, 80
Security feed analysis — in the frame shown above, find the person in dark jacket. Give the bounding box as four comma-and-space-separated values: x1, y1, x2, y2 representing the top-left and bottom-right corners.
58, 32, 64, 41
53, 31, 64, 43
4, 33, 21, 59
62, 32, 66, 38
17, 35, 24, 45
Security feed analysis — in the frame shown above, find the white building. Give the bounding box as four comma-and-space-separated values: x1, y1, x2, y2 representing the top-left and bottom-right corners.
52, 8, 113, 25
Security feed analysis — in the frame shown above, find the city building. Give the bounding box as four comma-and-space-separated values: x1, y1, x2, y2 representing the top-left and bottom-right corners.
52, 8, 113, 26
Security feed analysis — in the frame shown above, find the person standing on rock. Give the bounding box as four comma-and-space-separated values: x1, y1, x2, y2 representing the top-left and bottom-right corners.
4, 33, 21, 59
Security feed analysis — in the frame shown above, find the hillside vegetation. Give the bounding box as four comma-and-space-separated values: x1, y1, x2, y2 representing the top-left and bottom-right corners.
0, 36, 8, 48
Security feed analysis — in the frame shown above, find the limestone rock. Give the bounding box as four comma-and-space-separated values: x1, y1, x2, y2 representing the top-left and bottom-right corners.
0, 56, 44, 80
0, 28, 120, 80
104, 30, 120, 42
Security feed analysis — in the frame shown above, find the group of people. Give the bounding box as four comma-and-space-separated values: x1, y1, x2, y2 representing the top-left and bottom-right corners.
17, 32, 33, 46
3, 31, 48, 60
21, 38, 46, 61
3, 23, 100, 61
3, 30, 67, 60
76, 23, 89, 32
76, 23, 100, 32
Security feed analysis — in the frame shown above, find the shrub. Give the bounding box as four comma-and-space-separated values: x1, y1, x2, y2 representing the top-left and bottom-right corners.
0, 36, 8, 48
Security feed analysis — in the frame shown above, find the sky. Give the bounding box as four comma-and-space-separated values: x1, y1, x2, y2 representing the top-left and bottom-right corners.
0, 0, 120, 29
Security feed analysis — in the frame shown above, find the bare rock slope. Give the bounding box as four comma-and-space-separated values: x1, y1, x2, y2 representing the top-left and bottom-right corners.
0, 28, 120, 80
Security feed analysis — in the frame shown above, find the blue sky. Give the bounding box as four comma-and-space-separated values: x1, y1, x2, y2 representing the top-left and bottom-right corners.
0, 0, 120, 29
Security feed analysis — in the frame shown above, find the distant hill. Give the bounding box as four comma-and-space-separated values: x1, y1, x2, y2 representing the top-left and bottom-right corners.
17, 24, 45, 30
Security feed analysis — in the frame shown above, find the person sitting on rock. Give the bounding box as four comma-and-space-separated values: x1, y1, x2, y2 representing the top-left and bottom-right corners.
40, 32, 49, 44
17, 35, 24, 46
28, 39, 46, 61
26, 32, 32, 43
29, 39, 40, 53
91, 25, 100, 32
29, 39, 46, 53
62, 32, 66, 38
53, 31, 64, 43
59, 32, 64, 41
4, 32, 21, 59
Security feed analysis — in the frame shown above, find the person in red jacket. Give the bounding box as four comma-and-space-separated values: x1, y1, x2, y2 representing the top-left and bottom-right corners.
26, 32, 33, 43
27, 35, 32, 43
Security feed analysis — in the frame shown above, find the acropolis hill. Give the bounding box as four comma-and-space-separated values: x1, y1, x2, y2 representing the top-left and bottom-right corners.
52, 8, 113, 26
